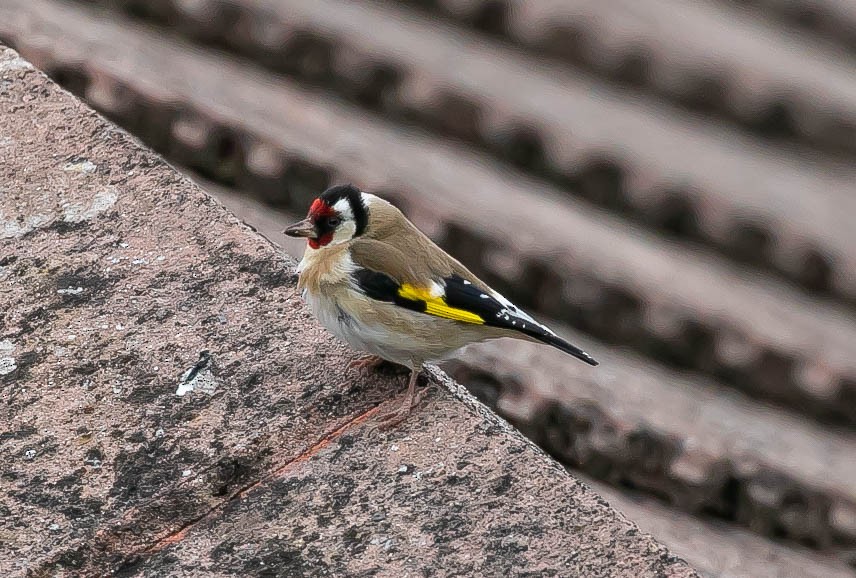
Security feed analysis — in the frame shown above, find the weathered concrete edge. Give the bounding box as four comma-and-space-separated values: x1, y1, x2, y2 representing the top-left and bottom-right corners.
424, 365, 557, 468
0, 44, 698, 576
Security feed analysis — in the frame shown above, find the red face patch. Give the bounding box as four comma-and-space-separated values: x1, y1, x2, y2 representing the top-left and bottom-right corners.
309, 198, 335, 218
308, 232, 334, 249
307, 198, 337, 249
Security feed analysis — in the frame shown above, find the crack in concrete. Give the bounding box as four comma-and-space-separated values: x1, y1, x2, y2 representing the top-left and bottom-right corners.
27, 402, 387, 577
237, 405, 384, 500
136, 403, 383, 558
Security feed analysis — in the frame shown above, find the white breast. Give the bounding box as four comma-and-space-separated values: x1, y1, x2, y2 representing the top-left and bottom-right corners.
298, 245, 506, 368
302, 286, 418, 368
297, 245, 355, 282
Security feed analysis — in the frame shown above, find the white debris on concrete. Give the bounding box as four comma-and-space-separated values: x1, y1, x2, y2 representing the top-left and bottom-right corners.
63, 188, 118, 223
0, 339, 16, 376
176, 353, 218, 396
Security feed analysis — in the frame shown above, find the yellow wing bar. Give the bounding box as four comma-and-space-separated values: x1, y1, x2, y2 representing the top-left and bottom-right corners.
398, 283, 485, 324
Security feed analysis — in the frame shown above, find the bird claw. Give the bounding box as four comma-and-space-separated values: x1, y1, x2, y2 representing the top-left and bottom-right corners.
348, 355, 410, 377
375, 387, 430, 430
347, 354, 386, 374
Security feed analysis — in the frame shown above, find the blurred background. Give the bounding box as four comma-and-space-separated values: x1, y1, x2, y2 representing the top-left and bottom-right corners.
1, 0, 855, 575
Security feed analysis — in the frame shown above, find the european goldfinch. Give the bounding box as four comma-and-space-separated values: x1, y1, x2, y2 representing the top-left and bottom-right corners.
285, 184, 597, 427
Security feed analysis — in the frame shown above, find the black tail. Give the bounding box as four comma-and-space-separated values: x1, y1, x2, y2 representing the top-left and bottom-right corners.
535, 332, 599, 366
437, 274, 599, 366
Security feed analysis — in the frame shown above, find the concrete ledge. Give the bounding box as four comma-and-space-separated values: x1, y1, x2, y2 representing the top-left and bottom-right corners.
0, 46, 697, 576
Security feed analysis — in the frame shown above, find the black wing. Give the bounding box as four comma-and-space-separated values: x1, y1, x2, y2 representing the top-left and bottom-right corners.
352, 269, 598, 366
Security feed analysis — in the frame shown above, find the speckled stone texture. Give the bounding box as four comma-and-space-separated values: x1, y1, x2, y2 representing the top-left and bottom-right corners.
0, 46, 696, 577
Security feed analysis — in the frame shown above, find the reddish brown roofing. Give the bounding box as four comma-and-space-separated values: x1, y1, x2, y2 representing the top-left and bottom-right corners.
17, 0, 856, 304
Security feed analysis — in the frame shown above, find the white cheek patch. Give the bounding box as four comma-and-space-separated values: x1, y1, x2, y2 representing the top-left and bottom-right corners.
326, 197, 357, 245
331, 220, 357, 244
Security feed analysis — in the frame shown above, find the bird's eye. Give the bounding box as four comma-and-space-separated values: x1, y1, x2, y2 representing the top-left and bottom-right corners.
327, 217, 341, 227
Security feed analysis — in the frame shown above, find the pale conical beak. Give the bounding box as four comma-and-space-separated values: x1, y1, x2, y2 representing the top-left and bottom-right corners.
283, 218, 315, 238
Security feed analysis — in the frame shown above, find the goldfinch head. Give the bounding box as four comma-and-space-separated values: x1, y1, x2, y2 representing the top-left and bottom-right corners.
284, 184, 368, 249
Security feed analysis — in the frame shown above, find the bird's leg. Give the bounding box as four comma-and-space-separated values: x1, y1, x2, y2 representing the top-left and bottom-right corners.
404, 367, 430, 410
377, 367, 429, 430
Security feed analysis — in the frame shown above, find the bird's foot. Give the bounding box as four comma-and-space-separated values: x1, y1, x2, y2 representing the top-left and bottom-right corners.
347, 354, 386, 375
375, 387, 430, 430
348, 355, 409, 376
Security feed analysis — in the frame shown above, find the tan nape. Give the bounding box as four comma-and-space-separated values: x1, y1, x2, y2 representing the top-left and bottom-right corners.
354, 195, 491, 291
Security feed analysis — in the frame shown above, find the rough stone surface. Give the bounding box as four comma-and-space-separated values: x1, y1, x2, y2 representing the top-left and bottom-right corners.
0, 46, 697, 577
